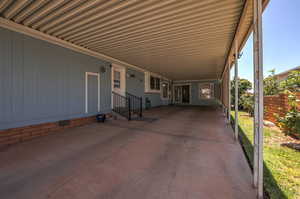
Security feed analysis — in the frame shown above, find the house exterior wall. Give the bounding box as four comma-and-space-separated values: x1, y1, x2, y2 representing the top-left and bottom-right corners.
145, 93, 169, 107
0, 27, 111, 130
173, 80, 220, 106
126, 68, 170, 108
191, 81, 221, 106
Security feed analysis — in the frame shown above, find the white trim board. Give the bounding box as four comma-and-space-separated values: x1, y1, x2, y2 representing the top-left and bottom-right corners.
85, 72, 100, 113
0, 18, 169, 81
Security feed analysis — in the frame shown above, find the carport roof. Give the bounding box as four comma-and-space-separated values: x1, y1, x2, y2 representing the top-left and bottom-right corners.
0, 0, 269, 80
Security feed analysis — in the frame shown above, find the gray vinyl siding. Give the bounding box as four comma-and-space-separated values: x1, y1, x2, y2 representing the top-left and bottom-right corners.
145, 93, 167, 107
126, 68, 145, 97
0, 27, 111, 130
126, 68, 170, 108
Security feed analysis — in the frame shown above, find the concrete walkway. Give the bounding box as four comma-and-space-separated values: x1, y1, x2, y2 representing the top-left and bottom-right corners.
0, 106, 256, 199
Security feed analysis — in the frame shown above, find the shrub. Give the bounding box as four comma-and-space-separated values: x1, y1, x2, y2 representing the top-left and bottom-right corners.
240, 93, 254, 116
276, 91, 300, 138
231, 78, 252, 108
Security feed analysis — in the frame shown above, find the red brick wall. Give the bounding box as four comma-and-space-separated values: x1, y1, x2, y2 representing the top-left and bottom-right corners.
264, 92, 300, 124
0, 115, 107, 148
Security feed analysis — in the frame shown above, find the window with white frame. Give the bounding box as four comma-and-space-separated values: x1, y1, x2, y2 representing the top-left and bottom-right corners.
199, 83, 214, 99
145, 72, 161, 93
150, 76, 160, 90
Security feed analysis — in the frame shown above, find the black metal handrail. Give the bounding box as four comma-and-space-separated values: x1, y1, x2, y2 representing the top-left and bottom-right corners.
112, 92, 143, 120
126, 92, 143, 118
112, 92, 130, 120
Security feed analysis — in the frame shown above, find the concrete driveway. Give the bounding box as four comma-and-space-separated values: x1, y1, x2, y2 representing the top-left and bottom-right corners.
0, 106, 256, 199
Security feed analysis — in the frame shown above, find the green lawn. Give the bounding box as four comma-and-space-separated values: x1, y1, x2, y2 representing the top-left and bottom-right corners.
232, 111, 300, 199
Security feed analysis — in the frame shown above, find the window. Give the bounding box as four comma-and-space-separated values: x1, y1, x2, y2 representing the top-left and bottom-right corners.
150, 76, 155, 90
199, 83, 214, 99
150, 76, 160, 90
161, 82, 169, 99
113, 70, 121, 88
155, 78, 160, 90
145, 72, 162, 93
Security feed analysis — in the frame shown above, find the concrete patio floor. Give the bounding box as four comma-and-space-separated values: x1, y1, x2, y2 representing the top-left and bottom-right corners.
0, 106, 256, 199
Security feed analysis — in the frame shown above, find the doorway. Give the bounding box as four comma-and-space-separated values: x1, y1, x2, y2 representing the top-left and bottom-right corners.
111, 64, 126, 108
85, 72, 100, 114
111, 64, 126, 96
173, 84, 190, 104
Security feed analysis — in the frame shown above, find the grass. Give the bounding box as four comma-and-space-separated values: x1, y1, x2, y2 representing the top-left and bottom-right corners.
232, 111, 300, 199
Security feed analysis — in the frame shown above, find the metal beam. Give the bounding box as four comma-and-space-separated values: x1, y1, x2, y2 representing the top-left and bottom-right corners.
234, 41, 239, 140
228, 64, 231, 123
220, 0, 250, 80
253, 0, 264, 198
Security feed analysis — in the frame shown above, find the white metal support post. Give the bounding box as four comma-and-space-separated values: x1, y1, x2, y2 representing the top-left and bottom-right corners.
234, 42, 239, 141
253, 0, 264, 198
227, 64, 231, 123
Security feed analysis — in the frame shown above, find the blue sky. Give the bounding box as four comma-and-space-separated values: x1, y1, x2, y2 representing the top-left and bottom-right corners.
233, 0, 300, 81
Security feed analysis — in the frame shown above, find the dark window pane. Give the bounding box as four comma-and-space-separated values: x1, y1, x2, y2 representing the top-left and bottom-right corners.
150, 76, 155, 90
156, 78, 160, 90
150, 76, 161, 91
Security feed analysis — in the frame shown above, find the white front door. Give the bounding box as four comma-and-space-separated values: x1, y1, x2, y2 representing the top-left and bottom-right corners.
85, 72, 100, 113
174, 86, 182, 104
112, 64, 126, 95
111, 64, 126, 108
173, 84, 191, 104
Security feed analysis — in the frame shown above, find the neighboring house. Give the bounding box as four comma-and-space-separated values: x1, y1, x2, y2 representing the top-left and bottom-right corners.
274, 66, 300, 82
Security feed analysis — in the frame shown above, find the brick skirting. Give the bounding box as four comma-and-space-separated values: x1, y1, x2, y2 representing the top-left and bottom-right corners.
264, 92, 300, 125
0, 114, 110, 148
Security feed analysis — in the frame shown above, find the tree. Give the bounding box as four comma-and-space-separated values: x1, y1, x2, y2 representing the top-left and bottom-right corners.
264, 69, 280, 95
240, 93, 254, 116
231, 78, 252, 109
279, 70, 300, 92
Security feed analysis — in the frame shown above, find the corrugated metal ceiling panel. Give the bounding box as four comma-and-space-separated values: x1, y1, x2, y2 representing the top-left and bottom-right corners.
0, 0, 257, 80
